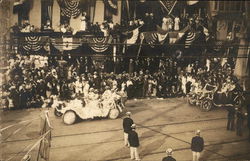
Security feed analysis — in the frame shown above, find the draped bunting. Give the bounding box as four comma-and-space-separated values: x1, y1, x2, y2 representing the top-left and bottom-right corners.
21, 36, 49, 52
126, 28, 139, 46
103, 0, 118, 15
87, 36, 113, 53
57, 0, 81, 18
142, 32, 158, 48
185, 31, 196, 48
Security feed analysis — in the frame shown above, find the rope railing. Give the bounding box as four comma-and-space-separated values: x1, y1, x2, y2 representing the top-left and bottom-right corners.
2, 111, 52, 161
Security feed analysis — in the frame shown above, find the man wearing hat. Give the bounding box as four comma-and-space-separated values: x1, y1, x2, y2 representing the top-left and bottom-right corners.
128, 124, 140, 161
162, 148, 176, 161
123, 112, 134, 147
191, 130, 204, 161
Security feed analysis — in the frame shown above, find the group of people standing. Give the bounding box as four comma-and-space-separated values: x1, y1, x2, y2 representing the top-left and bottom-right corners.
122, 112, 205, 161
227, 104, 250, 141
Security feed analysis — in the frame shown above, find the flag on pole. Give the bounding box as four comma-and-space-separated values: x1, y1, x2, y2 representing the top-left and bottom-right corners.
186, 0, 199, 5
159, 0, 177, 15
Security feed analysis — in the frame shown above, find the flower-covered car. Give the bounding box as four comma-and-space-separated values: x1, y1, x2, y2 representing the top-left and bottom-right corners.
53, 92, 125, 125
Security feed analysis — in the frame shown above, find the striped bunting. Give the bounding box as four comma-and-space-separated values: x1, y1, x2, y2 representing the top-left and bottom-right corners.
142, 32, 158, 48
126, 28, 139, 46
22, 36, 44, 52
58, 0, 81, 18
185, 31, 196, 48
88, 36, 113, 53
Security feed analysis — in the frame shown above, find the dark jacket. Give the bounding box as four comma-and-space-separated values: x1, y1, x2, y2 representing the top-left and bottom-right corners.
123, 117, 134, 133
162, 156, 176, 161
128, 130, 140, 147
227, 107, 236, 119
191, 136, 204, 152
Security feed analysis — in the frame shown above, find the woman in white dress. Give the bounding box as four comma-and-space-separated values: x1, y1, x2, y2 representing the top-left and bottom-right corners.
80, 12, 87, 31
174, 16, 180, 31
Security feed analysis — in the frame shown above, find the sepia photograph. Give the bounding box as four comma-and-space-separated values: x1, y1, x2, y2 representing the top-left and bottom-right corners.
0, 0, 250, 160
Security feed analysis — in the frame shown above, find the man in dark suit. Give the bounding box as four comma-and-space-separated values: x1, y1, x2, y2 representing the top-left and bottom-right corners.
235, 107, 244, 136
191, 130, 204, 161
227, 106, 236, 131
123, 112, 134, 147
162, 148, 176, 161
128, 124, 140, 161
247, 104, 250, 142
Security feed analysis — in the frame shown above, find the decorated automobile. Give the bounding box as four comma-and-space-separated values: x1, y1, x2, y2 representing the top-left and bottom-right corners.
187, 85, 245, 111
54, 92, 125, 125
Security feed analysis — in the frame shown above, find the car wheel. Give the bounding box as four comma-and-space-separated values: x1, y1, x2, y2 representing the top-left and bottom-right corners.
234, 96, 242, 106
201, 99, 213, 112
63, 111, 76, 125
109, 109, 119, 119
54, 108, 63, 117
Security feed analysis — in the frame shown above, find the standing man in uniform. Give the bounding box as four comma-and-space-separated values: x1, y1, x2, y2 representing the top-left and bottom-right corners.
128, 124, 140, 161
227, 106, 236, 131
247, 104, 250, 142
162, 148, 176, 161
235, 107, 244, 136
191, 130, 204, 161
123, 112, 134, 147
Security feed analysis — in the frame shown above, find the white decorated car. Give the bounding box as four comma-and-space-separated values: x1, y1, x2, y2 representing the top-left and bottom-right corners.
54, 94, 124, 125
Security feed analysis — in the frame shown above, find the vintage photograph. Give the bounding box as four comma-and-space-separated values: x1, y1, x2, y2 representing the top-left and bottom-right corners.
0, 0, 250, 160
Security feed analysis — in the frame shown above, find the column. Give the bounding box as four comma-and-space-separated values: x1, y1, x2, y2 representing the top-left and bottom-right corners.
29, 0, 41, 28
112, 0, 122, 24
52, 0, 60, 31
93, 0, 104, 23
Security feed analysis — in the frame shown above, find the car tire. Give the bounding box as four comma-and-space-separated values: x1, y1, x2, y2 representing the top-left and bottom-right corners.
108, 109, 119, 119
201, 99, 213, 112
63, 111, 76, 125
54, 108, 63, 117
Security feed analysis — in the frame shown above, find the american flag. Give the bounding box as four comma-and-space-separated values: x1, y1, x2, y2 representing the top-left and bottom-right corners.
142, 32, 158, 48
159, 0, 177, 15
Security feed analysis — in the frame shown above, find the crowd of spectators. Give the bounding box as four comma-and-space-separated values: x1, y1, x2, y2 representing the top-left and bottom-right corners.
1, 52, 240, 110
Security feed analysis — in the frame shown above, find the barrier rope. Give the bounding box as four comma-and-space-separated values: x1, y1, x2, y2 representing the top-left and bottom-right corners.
21, 130, 51, 161
5, 142, 34, 161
